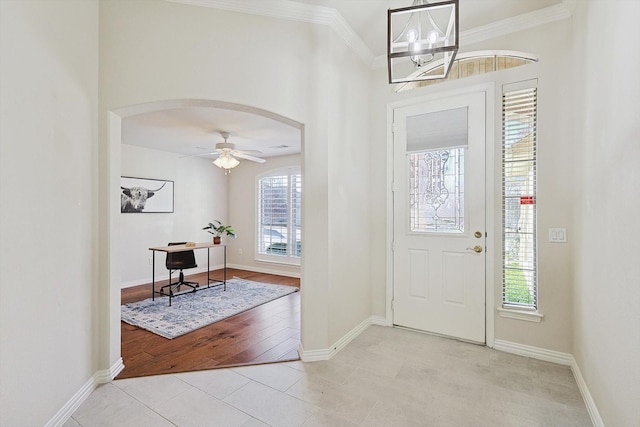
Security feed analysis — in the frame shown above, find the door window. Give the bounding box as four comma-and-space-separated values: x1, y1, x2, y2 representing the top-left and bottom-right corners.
409, 148, 465, 233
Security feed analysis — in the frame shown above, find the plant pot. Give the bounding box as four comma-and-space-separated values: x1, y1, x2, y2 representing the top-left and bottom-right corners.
213, 236, 221, 245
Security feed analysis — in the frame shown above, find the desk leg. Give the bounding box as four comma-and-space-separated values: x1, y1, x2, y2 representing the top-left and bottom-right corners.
152, 250, 155, 301
207, 247, 211, 288
224, 245, 227, 291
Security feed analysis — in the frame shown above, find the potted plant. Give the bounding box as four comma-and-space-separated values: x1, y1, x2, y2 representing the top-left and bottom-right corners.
203, 220, 236, 244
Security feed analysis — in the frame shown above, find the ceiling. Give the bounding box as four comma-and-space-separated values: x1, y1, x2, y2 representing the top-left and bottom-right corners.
122, 106, 301, 159
123, 0, 563, 159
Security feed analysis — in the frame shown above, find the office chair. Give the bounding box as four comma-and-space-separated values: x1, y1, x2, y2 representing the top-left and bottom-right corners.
160, 242, 199, 297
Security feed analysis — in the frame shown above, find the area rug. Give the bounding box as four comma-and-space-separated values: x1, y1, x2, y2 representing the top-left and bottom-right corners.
121, 277, 298, 339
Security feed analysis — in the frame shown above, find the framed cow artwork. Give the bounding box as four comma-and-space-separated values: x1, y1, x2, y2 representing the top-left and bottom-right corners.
120, 176, 174, 213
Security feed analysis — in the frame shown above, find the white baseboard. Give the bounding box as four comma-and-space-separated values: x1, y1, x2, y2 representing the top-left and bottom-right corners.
371, 315, 391, 326
122, 264, 300, 288
227, 263, 300, 278
108, 357, 125, 380
493, 339, 573, 365
120, 265, 224, 288
45, 358, 124, 427
299, 316, 375, 362
494, 340, 603, 427
571, 358, 605, 427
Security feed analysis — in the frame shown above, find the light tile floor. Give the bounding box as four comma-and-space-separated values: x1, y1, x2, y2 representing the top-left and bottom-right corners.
66, 326, 592, 426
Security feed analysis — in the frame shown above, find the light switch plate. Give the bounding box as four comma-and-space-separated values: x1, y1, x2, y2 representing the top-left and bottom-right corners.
549, 228, 567, 243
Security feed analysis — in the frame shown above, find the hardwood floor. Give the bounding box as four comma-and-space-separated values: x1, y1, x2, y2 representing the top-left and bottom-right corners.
117, 268, 300, 379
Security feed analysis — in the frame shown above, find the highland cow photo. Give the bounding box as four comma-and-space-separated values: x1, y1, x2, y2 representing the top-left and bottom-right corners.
120, 176, 174, 213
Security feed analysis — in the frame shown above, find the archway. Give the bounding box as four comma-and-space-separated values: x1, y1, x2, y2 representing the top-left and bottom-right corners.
106, 99, 304, 377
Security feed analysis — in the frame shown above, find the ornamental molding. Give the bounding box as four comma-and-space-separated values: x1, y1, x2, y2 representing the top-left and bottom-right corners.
167, 0, 574, 69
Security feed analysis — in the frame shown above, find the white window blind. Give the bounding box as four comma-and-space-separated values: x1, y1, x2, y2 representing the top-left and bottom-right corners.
502, 82, 537, 309
406, 107, 469, 152
257, 170, 301, 263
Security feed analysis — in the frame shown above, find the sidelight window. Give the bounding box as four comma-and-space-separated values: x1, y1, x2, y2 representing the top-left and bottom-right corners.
502, 81, 538, 310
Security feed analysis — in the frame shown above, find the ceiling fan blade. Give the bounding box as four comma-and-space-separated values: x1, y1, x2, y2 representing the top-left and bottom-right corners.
179, 152, 218, 159
233, 151, 266, 163
234, 149, 263, 155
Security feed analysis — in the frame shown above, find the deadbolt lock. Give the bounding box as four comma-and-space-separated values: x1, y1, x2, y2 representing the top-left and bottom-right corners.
474, 231, 483, 238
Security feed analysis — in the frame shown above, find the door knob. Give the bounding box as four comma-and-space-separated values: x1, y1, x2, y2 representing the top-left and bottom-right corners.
466, 245, 483, 253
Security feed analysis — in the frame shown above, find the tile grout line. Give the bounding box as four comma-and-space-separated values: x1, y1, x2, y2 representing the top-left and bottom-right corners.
111, 381, 180, 426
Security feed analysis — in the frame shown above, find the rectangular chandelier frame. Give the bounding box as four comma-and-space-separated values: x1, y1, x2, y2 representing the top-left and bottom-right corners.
388, 0, 459, 84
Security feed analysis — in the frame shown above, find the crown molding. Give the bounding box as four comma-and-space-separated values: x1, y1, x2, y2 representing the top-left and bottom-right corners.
168, 0, 573, 71
460, 0, 574, 46
372, 0, 575, 69
166, 0, 375, 65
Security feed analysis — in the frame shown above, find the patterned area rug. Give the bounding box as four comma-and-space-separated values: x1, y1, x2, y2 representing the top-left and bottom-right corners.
121, 277, 298, 339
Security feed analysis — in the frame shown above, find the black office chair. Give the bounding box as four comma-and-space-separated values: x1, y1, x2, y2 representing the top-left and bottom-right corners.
160, 242, 199, 297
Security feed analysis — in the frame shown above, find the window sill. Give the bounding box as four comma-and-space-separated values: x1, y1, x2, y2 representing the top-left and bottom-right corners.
497, 307, 544, 323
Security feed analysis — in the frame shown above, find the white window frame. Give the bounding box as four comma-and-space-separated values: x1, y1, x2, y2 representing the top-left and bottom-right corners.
255, 167, 301, 266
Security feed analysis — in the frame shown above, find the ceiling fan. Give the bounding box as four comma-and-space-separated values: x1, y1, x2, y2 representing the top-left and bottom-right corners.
187, 132, 266, 170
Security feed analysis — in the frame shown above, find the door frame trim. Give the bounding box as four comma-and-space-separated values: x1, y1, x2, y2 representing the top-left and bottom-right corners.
385, 83, 496, 347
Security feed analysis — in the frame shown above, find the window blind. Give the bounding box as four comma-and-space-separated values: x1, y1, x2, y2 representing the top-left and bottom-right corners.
290, 173, 302, 257
502, 84, 537, 309
257, 170, 301, 261
406, 107, 469, 152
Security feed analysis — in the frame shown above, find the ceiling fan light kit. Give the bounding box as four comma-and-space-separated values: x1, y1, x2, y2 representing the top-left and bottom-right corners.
206, 132, 266, 174
388, 0, 459, 84
213, 153, 240, 169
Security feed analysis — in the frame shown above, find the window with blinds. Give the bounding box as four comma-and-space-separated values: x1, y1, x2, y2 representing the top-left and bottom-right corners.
257, 169, 301, 264
502, 82, 537, 310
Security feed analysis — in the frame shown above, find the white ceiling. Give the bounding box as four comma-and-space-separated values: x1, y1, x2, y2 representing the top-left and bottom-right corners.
122, 106, 301, 159
123, 0, 563, 158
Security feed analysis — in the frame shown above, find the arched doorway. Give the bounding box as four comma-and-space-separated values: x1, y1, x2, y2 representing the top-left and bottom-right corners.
107, 99, 304, 378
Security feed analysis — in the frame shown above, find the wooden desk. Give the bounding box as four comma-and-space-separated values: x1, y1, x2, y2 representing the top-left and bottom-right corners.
149, 242, 226, 306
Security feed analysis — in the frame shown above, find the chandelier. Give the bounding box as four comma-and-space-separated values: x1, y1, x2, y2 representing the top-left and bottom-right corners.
388, 0, 459, 84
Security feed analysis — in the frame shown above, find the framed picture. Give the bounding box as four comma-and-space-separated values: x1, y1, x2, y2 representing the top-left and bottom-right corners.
120, 176, 174, 213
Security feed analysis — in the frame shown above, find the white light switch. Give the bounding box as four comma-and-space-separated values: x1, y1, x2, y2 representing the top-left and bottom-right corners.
549, 228, 567, 243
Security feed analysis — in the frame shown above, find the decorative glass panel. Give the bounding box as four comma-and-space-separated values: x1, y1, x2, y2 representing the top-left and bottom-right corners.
409, 148, 464, 233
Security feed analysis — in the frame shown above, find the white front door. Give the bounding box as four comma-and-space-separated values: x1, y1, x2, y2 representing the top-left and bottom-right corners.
392, 91, 486, 343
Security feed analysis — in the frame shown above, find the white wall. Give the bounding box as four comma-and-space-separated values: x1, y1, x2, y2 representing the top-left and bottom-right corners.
571, 1, 640, 425
0, 1, 99, 425
326, 32, 373, 344
98, 0, 372, 358
120, 144, 226, 287
227, 154, 302, 277
370, 19, 577, 353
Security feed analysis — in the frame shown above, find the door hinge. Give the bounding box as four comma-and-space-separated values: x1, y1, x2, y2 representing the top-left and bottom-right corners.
391, 299, 394, 310
391, 241, 395, 251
